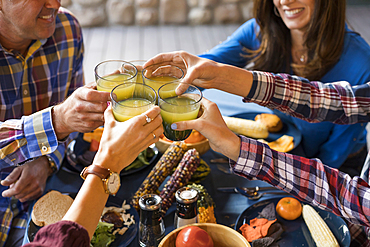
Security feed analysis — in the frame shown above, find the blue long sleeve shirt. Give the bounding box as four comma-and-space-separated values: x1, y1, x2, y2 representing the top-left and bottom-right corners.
200, 18, 370, 168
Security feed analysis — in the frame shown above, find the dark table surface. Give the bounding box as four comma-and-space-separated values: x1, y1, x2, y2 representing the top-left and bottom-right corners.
23, 147, 281, 247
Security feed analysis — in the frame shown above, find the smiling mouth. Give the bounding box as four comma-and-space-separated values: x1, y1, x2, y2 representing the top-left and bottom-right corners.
284, 8, 304, 16
39, 14, 53, 20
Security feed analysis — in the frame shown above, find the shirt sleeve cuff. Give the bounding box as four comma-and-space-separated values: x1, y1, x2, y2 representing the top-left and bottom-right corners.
24, 107, 59, 157
46, 144, 66, 170
229, 135, 264, 179
243, 71, 276, 106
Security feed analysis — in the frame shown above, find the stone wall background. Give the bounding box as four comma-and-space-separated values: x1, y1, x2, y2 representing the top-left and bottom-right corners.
61, 0, 254, 27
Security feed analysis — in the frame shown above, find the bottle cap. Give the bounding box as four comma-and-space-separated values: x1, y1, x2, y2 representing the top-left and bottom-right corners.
175, 187, 198, 204
139, 194, 162, 225
139, 194, 161, 211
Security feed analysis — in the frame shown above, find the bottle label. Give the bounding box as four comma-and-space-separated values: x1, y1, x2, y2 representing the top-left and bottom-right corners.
176, 217, 197, 228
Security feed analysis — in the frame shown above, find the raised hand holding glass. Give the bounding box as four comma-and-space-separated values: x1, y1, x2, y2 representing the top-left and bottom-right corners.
158, 82, 202, 141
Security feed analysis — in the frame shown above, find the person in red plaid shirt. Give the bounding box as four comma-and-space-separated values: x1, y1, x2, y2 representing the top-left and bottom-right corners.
0, 2, 111, 246
145, 51, 370, 245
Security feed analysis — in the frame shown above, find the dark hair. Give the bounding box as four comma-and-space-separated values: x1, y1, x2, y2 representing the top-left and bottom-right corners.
248, 0, 346, 80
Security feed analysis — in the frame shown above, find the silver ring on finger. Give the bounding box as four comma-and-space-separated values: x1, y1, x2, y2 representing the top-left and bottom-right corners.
152, 132, 156, 139
145, 114, 152, 123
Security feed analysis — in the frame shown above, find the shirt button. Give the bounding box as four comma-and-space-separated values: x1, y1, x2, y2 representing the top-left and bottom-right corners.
23, 89, 28, 95
42, 146, 47, 152
353, 138, 357, 141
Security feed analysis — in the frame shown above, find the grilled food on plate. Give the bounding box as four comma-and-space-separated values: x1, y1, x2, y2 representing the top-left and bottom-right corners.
302, 204, 339, 247
258, 135, 294, 153
223, 116, 269, 139
254, 113, 283, 133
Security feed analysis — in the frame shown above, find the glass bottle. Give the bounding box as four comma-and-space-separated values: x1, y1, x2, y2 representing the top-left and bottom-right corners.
139, 194, 165, 247
174, 187, 199, 229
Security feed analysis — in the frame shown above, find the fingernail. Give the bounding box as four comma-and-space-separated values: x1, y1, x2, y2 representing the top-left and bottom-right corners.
107, 101, 111, 107
171, 123, 177, 130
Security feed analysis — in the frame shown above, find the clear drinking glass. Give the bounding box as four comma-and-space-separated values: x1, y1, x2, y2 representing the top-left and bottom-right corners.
111, 83, 156, 122
129, 60, 147, 84
95, 60, 137, 92
158, 82, 202, 141
142, 64, 184, 93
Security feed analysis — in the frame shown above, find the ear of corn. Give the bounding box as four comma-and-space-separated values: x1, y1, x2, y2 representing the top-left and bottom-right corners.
223, 116, 269, 139
178, 159, 210, 184
302, 204, 339, 247
187, 183, 216, 223
131, 141, 187, 210
159, 149, 200, 216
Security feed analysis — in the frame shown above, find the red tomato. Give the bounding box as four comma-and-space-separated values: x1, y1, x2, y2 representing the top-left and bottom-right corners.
175, 226, 214, 247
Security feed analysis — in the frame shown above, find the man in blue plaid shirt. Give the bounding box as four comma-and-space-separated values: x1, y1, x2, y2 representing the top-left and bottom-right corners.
0, 1, 111, 246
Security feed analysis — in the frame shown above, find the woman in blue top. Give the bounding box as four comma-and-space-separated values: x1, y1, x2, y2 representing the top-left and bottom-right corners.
199, 0, 370, 176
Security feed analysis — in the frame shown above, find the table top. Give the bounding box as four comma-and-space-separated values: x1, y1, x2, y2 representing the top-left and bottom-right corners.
23, 149, 279, 247
22, 90, 289, 246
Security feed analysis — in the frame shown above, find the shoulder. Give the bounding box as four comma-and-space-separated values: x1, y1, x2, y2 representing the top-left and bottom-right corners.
343, 28, 370, 58
231, 18, 260, 47
237, 18, 259, 34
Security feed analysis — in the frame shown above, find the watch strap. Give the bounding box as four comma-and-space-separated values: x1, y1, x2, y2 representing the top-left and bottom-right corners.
80, 165, 111, 180
46, 155, 58, 176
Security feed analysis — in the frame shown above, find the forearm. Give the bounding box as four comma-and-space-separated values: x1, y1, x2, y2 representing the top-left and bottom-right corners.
232, 135, 370, 226
51, 104, 71, 140
213, 63, 253, 97
62, 174, 109, 238
245, 71, 370, 124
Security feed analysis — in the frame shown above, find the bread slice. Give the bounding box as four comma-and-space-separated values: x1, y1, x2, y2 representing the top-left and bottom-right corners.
31, 190, 74, 227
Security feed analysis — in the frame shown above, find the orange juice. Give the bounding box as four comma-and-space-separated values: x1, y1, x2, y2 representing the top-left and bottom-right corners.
113, 98, 153, 122
144, 75, 180, 92
97, 73, 134, 92
160, 96, 200, 141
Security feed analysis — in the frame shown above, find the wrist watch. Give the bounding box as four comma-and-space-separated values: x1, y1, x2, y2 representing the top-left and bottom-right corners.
46, 155, 58, 175
80, 164, 120, 196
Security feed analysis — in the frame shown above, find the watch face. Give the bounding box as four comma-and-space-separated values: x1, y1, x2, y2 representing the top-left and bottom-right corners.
107, 172, 120, 194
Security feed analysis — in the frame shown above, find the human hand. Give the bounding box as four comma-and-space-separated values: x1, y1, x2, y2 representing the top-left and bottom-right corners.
144, 51, 223, 89
171, 98, 241, 161
93, 104, 163, 173
1, 157, 50, 202
144, 51, 253, 97
52, 82, 111, 140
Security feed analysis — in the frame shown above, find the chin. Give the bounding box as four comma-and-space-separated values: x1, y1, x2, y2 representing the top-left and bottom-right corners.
285, 23, 308, 31
36, 27, 56, 40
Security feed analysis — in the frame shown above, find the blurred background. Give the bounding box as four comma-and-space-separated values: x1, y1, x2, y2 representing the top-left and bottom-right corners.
55, 0, 370, 83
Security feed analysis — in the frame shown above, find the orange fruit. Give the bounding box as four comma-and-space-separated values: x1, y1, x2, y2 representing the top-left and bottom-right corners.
276, 197, 302, 220
184, 130, 206, 143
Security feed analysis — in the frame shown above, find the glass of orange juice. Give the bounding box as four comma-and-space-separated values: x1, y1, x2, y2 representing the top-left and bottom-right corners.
142, 65, 184, 94
95, 60, 137, 92
158, 82, 202, 141
129, 60, 147, 84
111, 83, 157, 122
